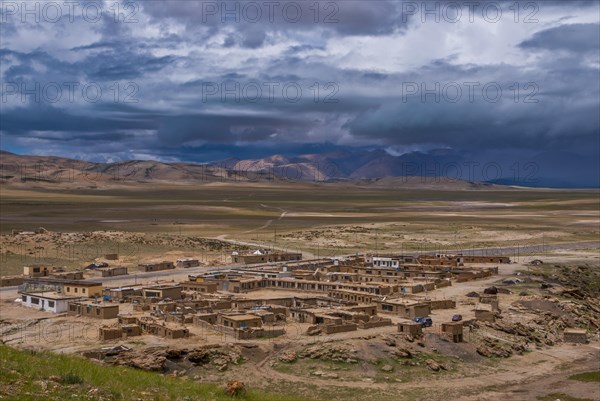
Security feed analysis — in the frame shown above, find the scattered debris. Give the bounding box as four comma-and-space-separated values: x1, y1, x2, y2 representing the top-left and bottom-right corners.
278, 351, 298, 363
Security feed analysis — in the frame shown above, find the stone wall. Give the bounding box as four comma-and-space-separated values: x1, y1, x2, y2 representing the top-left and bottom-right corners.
323, 323, 358, 334
430, 299, 456, 310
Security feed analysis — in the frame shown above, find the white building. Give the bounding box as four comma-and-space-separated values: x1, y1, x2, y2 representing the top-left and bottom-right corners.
372, 257, 401, 268
176, 258, 200, 268
20, 292, 83, 313
366, 254, 417, 268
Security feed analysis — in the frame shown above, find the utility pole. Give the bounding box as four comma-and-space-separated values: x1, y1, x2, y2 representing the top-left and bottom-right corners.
542, 233, 545, 257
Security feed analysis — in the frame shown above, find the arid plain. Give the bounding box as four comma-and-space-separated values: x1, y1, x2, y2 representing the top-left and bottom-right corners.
1, 160, 599, 401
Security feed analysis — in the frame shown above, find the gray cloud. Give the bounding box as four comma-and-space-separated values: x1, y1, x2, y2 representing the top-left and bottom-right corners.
0, 0, 598, 187
519, 23, 600, 52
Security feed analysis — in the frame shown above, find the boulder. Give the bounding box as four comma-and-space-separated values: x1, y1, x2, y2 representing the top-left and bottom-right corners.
426, 359, 441, 371
381, 364, 394, 372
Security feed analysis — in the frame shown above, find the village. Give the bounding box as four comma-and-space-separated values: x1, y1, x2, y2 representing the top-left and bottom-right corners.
1, 232, 598, 401
2, 248, 590, 348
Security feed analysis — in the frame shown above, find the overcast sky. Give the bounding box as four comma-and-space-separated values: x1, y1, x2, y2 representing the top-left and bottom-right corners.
0, 0, 599, 165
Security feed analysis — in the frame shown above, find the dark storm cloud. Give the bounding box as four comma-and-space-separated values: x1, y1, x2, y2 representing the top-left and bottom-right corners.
344, 54, 600, 151
0, 0, 598, 187
82, 51, 179, 81
140, 0, 409, 41
0, 104, 157, 135
519, 23, 600, 52
1, 44, 178, 83
156, 113, 311, 144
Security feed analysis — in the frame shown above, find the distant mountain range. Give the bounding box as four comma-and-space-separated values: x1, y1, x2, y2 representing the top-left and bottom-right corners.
1, 148, 598, 188
207, 148, 599, 188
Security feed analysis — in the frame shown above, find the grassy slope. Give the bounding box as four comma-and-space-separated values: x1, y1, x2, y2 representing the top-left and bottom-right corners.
0, 345, 314, 401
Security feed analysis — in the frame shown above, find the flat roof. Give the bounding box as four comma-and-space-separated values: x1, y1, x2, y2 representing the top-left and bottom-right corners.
273, 277, 393, 287
70, 301, 119, 308
221, 314, 262, 321
22, 291, 83, 300
143, 285, 182, 290
328, 289, 378, 295
376, 299, 428, 306
25, 278, 102, 286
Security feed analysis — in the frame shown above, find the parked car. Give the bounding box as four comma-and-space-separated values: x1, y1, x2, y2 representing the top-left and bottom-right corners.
85, 262, 108, 270
414, 317, 433, 327
452, 314, 463, 322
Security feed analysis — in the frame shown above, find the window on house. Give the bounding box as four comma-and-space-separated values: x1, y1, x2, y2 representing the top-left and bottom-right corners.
74, 288, 78, 293
22, 295, 27, 302
48, 301, 55, 308
82, 288, 86, 293
31, 297, 39, 305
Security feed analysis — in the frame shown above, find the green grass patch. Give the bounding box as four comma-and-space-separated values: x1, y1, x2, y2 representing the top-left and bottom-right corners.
569, 371, 600, 383
0, 345, 315, 401
537, 393, 595, 401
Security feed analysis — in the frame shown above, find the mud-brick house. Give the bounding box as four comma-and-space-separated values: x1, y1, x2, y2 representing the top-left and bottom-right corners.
180, 281, 218, 294
195, 312, 218, 325
460, 255, 510, 264
398, 321, 423, 337
441, 321, 464, 343
139, 320, 189, 339
104, 287, 141, 300
141, 285, 183, 300
231, 250, 302, 264
218, 313, 263, 329
50, 270, 84, 280
63, 280, 103, 297
327, 289, 378, 304
23, 264, 53, 277
68, 301, 119, 319
121, 324, 142, 337
97, 266, 128, 277
375, 299, 431, 319
138, 261, 174, 272
474, 306, 496, 323
98, 327, 122, 341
